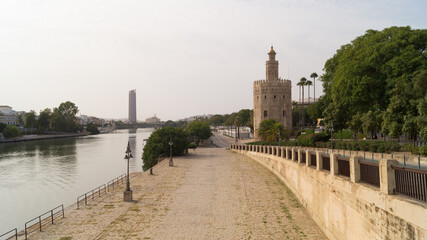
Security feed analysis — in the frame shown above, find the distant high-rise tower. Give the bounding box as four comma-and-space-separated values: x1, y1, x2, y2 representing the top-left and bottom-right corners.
253, 47, 292, 139
129, 89, 137, 124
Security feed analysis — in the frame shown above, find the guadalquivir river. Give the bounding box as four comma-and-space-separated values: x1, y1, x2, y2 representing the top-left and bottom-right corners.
0, 128, 153, 234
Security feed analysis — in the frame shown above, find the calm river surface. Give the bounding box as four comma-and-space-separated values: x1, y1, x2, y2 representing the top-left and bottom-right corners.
0, 128, 153, 234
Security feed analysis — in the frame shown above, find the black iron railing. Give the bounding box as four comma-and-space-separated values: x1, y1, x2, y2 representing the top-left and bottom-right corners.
310, 154, 317, 167
337, 157, 350, 177
359, 160, 380, 187
24, 205, 64, 239
107, 174, 127, 191
301, 152, 306, 164
392, 166, 427, 202
77, 184, 106, 209
0, 228, 17, 240
322, 155, 330, 171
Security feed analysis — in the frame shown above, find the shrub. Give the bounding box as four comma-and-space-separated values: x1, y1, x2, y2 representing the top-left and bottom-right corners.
142, 126, 189, 171
86, 123, 100, 135
2, 125, 21, 138
188, 142, 198, 149
0, 123, 7, 132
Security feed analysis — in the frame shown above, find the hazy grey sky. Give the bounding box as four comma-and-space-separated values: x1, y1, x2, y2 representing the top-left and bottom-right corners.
1, 0, 426, 121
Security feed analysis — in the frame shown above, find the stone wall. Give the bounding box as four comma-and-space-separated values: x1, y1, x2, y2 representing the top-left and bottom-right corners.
231, 144, 427, 240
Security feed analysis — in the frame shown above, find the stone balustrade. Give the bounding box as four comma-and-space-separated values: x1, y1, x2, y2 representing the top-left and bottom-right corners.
230, 143, 426, 240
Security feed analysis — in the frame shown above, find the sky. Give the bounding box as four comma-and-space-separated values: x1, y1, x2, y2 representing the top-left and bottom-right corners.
1, 0, 426, 121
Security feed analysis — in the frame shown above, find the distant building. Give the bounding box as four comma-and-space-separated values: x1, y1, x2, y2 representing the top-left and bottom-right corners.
0, 105, 18, 125
145, 114, 160, 124
253, 47, 292, 139
128, 89, 137, 124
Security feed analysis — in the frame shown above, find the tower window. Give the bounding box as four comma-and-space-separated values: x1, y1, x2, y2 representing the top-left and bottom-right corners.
264, 95, 266, 99
283, 110, 285, 116
257, 96, 259, 99
283, 95, 285, 98
264, 111, 268, 117
274, 95, 276, 99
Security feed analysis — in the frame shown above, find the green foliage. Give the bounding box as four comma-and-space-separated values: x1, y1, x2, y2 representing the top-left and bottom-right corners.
315, 140, 401, 153
296, 132, 330, 147
403, 145, 427, 156
257, 119, 290, 142
51, 101, 79, 132
187, 142, 198, 149
25, 110, 37, 131
0, 122, 6, 132
86, 123, 100, 135
321, 26, 427, 139
186, 121, 212, 143
2, 125, 21, 138
142, 126, 189, 171
38, 108, 52, 132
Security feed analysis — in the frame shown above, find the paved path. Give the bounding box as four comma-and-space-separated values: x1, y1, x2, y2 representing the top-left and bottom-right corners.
24, 140, 326, 240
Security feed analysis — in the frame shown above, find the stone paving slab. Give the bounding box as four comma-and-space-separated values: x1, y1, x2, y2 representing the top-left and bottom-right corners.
23, 146, 327, 240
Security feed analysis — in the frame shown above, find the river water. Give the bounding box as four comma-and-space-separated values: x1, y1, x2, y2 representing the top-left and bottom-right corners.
0, 128, 153, 234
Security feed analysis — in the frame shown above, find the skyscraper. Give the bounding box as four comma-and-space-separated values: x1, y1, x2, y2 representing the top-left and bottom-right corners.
129, 89, 136, 124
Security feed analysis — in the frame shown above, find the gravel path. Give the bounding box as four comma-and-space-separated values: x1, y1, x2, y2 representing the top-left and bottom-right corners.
24, 145, 326, 240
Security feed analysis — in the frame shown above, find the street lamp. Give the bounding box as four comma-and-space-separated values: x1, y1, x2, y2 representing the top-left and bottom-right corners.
169, 136, 174, 167
123, 141, 133, 202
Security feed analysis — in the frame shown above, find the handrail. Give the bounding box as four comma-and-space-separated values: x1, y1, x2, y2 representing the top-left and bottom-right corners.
77, 184, 106, 209
24, 205, 64, 239
107, 174, 126, 191
0, 228, 17, 240
391, 165, 427, 174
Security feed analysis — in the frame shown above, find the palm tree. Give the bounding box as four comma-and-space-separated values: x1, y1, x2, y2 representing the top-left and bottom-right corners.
310, 72, 318, 103
306, 80, 313, 104
299, 77, 307, 105
299, 77, 307, 127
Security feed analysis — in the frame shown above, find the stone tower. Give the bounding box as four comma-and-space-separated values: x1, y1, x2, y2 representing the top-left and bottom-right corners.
253, 46, 292, 139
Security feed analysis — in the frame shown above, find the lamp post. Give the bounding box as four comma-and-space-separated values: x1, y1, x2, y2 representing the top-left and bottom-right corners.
123, 141, 133, 202
169, 136, 174, 167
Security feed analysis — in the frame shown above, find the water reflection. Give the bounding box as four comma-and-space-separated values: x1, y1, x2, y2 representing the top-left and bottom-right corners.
0, 129, 153, 234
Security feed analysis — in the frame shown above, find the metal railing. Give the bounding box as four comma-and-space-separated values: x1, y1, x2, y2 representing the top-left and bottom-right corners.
337, 157, 350, 177
322, 155, 330, 171
107, 174, 127, 191
392, 166, 427, 202
0, 228, 17, 240
310, 154, 317, 167
24, 205, 64, 239
359, 160, 380, 187
76, 184, 106, 209
301, 152, 306, 164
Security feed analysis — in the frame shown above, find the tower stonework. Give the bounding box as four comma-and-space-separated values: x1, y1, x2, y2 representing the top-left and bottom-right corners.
253, 47, 292, 139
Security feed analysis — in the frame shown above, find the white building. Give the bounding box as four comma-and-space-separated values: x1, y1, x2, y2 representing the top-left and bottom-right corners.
0, 105, 18, 125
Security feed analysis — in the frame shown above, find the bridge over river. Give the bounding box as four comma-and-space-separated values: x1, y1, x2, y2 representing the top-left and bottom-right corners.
22, 134, 326, 240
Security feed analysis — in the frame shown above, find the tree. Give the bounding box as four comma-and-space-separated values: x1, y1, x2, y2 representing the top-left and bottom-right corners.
2, 125, 21, 138
310, 72, 318, 103
348, 112, 363, 139
86, 123, 100, 135
361, 110, 382, 139
418, 95, 427, 141
186, 121, 212, 143
25, 110, 37, 132
257, 119, 290, 142
51, 101, 79, 132
306, 80, 313, 104
0, 122, 7, 132
142, 126, 189, 171
38, 108, 52, 132
299, 77, 307, 127
321, 27, 427, 138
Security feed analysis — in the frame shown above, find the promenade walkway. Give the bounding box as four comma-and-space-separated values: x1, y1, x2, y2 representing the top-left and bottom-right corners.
24, 135, 326, 240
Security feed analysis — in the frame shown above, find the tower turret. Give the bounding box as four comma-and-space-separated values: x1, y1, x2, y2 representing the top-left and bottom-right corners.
266, 46, 279, 81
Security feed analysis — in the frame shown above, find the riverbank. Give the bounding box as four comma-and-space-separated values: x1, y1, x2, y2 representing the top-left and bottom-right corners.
0, 132, 89, 143
20, 144, 326, 240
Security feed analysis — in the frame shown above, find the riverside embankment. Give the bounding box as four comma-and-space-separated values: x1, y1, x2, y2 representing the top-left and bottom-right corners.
19, 137, 326, 240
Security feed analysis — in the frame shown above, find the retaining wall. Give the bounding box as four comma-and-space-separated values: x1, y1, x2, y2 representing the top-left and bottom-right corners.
231, 144, 427, 240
